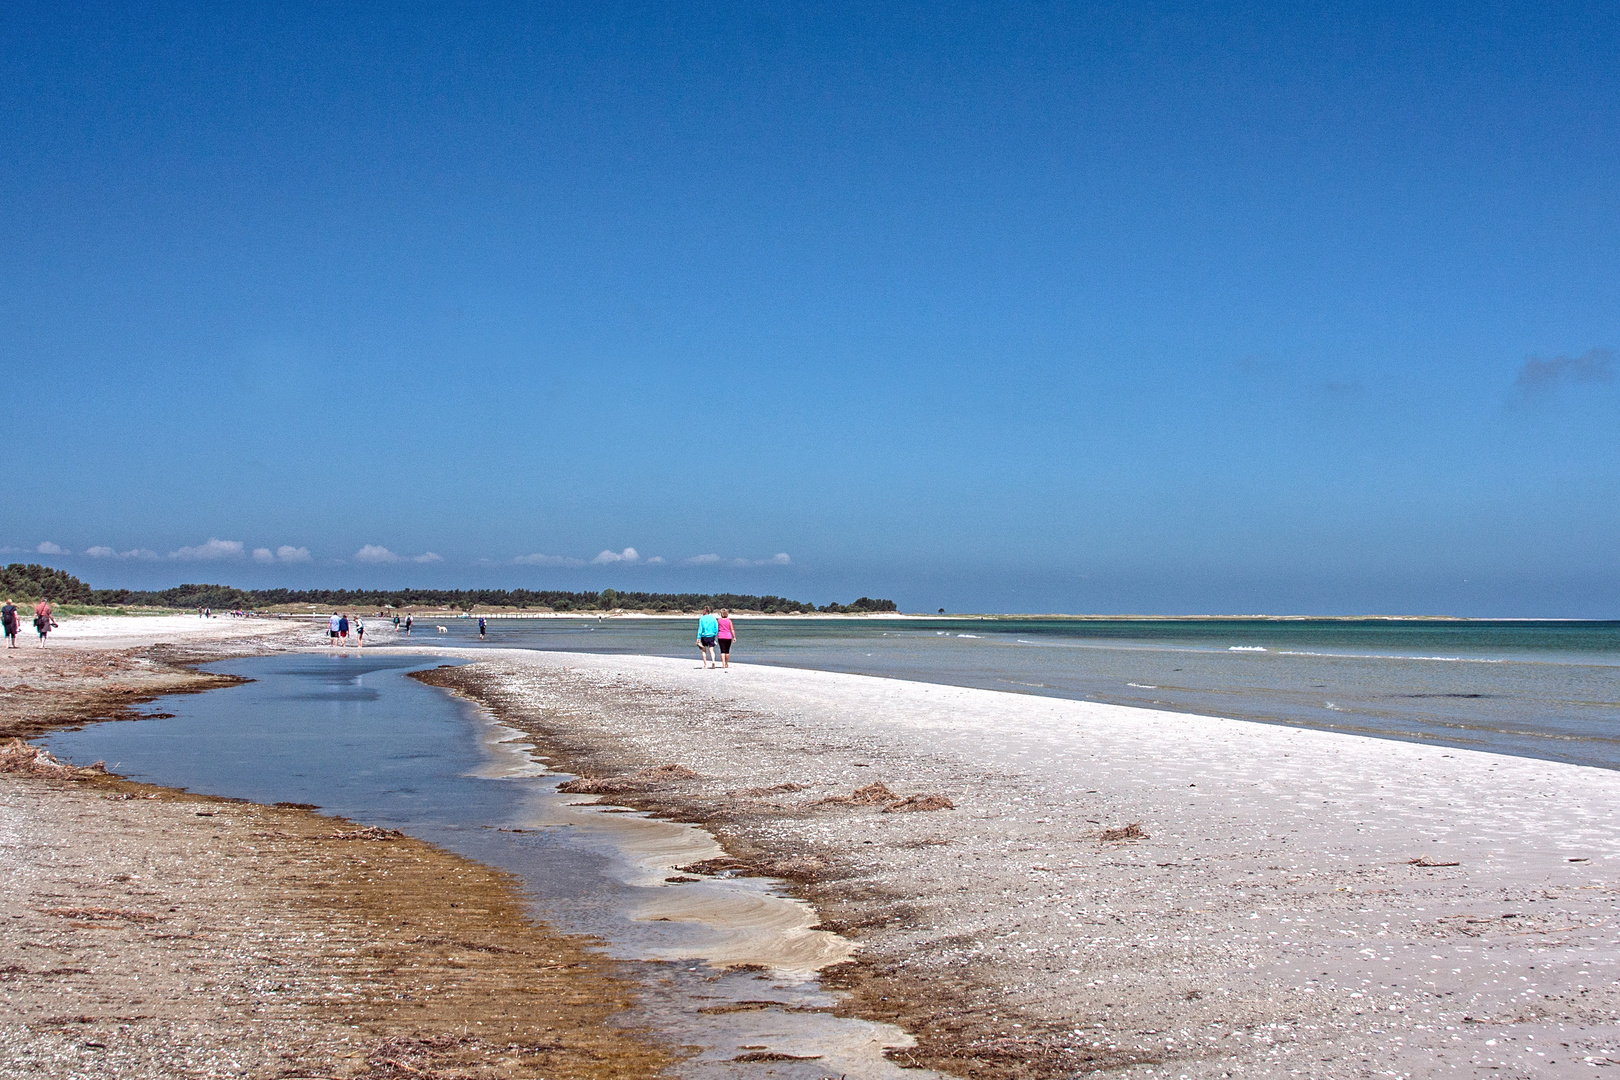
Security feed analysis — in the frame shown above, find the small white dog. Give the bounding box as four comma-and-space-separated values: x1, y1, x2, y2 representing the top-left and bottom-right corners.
436, 625, 448, 633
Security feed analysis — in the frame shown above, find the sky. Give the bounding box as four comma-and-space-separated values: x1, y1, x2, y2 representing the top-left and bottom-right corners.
2, 2, 1617, 616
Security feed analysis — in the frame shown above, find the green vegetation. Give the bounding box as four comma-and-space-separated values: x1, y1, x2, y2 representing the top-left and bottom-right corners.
817, 597, 901, 614
0, 563, 95, 603
1, 563, 899, 615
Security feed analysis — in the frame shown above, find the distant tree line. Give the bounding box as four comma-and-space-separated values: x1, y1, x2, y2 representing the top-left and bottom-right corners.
0, 564, 899, 614
0, 564, 96, 603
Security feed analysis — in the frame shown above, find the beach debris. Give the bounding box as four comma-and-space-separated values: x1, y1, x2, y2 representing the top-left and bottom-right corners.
1099, 822, 1148, 842
676, 854, 827, 881
1409, 856, 1461, 868
324, 826, 406, 841
850, 781, 898, 804
883, 793, 956, 813
702, 996, 787, 1011
811, 781, 954, 812
730, 1051, 823, 1062
664, 875, 702, 884
0, 739, 104, 779
769, 855, 827, 878
556, 775, 649, 794
637, 763, 699, 780
812, 781, 897, 806
557, 764, 697, 794
354, 1034, 468, 1080
678, 856, 755, 876
40, 906, 161, 924
731, 782, 808, 797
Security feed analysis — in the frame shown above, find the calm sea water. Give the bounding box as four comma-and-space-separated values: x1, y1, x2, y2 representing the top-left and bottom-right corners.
377, 616, 1620, 770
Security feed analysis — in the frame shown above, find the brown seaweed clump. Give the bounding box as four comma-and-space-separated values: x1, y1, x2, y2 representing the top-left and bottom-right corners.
0, 738, 103, 779
1099, 822, 1148, 841
812, 782, 953, 812
883, 794, 955, 813
637, 763, 699, 780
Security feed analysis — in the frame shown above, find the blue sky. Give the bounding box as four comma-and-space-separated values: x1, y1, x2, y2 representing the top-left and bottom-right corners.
3, 2, 1617, 615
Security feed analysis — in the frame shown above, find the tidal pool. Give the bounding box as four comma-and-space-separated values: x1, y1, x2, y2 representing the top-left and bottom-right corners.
45, 652, 931, 1079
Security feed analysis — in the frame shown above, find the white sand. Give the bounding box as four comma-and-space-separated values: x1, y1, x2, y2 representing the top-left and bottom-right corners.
418, 648, 1620, 1077
44, 613, 303, 649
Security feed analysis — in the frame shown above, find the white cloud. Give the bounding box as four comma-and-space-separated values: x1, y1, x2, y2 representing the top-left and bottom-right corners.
692, 551, 792, 568
592, 547, 640, 565
36, 542, 68, 555
252, 547, 276, 563
276, 545, 312, 563
645, 555, 665, 564
172, 539, 245, 561
355, 545, 437, 564
514, 552, 585, 567
87, 546, 160, 560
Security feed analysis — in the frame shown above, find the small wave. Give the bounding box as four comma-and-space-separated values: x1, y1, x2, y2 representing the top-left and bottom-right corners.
1324, 702, 1344, 711
1228, 646, 1267, 652
956, 633, 980, 639
1126, 683, 1158, 689
1276, 650, 1507, 664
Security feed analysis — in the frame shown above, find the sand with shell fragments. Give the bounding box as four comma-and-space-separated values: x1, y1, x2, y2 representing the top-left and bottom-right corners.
411, 648, 1620, 1079
0, 619, 668, 1080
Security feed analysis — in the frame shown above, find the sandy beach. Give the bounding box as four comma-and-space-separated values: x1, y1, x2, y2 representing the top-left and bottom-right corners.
1, 618, 668, 1079
417, 648, 1620, 1077
5, 617, 1619, 1077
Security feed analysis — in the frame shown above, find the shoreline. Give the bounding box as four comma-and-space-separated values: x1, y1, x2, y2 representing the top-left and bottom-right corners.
8, 617, 1620, 1076
1, 621, 670, 1079
402, 647, 1620, 1077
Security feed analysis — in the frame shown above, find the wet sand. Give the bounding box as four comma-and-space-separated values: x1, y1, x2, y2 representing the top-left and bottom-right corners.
413, 648, 1620, 1079
1, 619, 668, 1079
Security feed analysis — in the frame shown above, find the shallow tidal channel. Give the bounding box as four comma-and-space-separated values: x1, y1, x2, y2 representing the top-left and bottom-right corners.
44, 653, 930, 1079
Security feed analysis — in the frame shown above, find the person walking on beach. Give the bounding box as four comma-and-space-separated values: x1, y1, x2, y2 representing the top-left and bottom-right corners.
328, 611, 341, 645
2, 599, 18, 649
33, 599, 55, 645
696, 606, 719, 669
404, 614, 413, 635
716, 609, 736, 670
337, 613, 350, 647
354, 616, 365, 648
478, 617, 487, 640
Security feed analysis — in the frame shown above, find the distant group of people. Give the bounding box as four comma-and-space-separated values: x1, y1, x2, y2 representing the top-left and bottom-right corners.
326, 611, 366, 647
2, 598, 57, 648
695, 607, 736, 669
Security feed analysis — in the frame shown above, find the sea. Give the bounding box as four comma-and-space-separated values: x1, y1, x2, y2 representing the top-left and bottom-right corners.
382, 616, 1620, 771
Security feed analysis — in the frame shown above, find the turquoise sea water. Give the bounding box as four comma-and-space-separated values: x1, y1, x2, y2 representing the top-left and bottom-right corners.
377, 616, 1620, 770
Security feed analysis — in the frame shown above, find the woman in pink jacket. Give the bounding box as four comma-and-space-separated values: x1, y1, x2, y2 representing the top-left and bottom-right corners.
716, 609, 736, 669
